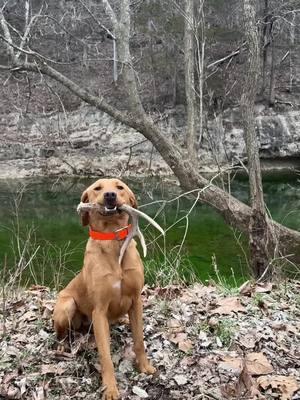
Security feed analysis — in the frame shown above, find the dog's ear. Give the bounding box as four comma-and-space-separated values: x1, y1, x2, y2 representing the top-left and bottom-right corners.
128, 189, 138, 209
80, 190, 89, 226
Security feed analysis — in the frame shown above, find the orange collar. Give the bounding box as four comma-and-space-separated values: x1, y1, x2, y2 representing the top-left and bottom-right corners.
89, 225, 131, 241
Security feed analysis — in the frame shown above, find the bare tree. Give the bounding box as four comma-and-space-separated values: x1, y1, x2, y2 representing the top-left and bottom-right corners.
0, 0, 300, 276
241, 0, 275, 278
184, 0, 197, 161
195, 0, 205, 148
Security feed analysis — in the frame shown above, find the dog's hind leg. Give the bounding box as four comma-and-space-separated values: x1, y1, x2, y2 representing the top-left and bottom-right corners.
53, 295, 80, 344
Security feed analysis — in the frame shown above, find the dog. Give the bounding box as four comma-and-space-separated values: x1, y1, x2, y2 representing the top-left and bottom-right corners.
53, 178, 156, 400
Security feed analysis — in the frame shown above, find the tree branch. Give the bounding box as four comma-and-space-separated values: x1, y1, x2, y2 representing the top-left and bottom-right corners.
101, 0, 118, 27
0, 8, 16, 63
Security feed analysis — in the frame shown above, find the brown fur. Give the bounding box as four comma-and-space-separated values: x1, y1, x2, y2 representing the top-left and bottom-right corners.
53, 179, 155, 400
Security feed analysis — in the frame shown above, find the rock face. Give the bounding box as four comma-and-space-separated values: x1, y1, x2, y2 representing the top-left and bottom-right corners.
201, 107, 300, 166
0, 105, 299, 178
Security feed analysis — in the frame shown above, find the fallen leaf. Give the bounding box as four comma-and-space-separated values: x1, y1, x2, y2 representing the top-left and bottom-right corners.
118, 359, 133, 373
218, 356, 243, 376
167, 318, 183, 332
15, 334, 28, 343
19, 310, 37, 322
174, 374, 188, 385
18, 377, 27, 396
180, 284, 216, 303
39, 329, 50, 340
211, 297, 246, 315
29, 285, 49, 292
239, 333, 256, 349
132, 386, 149, 398
123, 344, 135, 361
239, 362, 259, 397
255, 282, 272, 293
51, 350, 74, 360
168, 332, 187, 345
168, 331, 193, 353
198, 331, 212, 348
0, 386, 21, 399
41, 364, 66, 375
3, 372, 19, 385
245, 352, 273, 376
239, 280, 254, 296
257, 375, 299, 400
180, 356, 196, 367
33, 386, 45, 400
178, 339, 193, 353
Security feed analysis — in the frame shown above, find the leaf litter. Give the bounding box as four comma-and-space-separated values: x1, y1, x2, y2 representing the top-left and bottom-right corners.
0, 281, 299, 399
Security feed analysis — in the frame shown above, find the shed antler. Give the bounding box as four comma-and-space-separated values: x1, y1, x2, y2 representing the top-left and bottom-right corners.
118, 204, 165, 264
76, 202, 165, 264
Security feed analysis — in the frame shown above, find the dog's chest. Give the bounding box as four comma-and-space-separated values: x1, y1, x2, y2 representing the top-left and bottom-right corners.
111, 268, 142, 297
108, 273, 141, 320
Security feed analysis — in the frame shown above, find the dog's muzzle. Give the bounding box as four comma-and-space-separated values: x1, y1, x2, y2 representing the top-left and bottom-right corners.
103, 191, 117, 212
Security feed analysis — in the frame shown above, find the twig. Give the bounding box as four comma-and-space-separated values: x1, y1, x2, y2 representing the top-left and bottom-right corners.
207, 41, 247, 69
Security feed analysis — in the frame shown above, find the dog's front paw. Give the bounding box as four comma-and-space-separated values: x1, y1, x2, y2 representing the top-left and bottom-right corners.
102, 385, 120, 400
139, 362, 156, 375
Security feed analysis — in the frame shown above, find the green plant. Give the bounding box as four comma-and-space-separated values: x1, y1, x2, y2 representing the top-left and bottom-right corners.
210, 255, 241, 295
215, 319, 236, 348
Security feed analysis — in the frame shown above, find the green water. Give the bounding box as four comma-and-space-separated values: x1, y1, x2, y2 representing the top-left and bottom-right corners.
0, 176, 299, 288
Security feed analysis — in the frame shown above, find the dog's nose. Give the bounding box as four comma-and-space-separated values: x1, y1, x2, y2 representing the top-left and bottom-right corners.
103, 192, 117, 209
104, 192, 117, 201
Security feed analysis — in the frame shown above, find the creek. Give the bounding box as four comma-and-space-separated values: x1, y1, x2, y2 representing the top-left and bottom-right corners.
0, 176, 299, 288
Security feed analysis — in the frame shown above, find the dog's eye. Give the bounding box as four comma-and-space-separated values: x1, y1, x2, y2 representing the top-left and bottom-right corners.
94, 186, 102, 191
116, 185, 124, 190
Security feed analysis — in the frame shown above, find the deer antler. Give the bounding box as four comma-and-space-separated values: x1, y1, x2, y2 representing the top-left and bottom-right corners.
77, 202, 101, 213
76, 202, 165, 264
118, 204, 164, 265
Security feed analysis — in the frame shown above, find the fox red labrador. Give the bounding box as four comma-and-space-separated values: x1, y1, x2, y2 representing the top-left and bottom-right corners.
53, 178, 155, 400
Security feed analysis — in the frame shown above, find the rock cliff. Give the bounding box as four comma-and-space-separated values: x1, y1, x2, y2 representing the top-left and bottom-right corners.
1, 105, 299, 178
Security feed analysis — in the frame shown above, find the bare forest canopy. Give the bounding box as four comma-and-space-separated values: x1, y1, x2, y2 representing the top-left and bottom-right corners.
0, 0, 299, 114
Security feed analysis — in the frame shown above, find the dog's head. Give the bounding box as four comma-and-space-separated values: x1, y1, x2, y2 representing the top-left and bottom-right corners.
80, 178, 137, 226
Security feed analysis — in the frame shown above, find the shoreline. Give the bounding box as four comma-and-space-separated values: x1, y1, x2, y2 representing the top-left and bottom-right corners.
0, 157, 299, 181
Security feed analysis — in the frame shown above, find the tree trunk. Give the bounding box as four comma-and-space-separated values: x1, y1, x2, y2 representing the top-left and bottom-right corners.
268, 37, 276, 106
260, 0, 269, 98
289, 12, 295, 93
115, 0, 144, 115
184, 0, 197, 162
241, 0, 274, 278
195, 1, 205, 148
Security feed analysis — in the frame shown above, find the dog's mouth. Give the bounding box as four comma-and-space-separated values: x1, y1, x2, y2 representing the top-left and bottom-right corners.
103, 198, 117, 213
103, 205, 118, 214
97, 201, 122, 216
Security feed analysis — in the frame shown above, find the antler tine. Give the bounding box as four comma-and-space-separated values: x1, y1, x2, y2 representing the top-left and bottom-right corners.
137, 226, 147, 258
119, 204, 165, 236
77, 202, 101, 214
118, 204, 164, 264
119, 211, 138, 264
118, 208, 148, 265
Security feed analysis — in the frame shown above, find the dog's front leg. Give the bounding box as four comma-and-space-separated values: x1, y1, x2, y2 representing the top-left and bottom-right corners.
129, 297, 156, 374
92, 309, 119, 400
